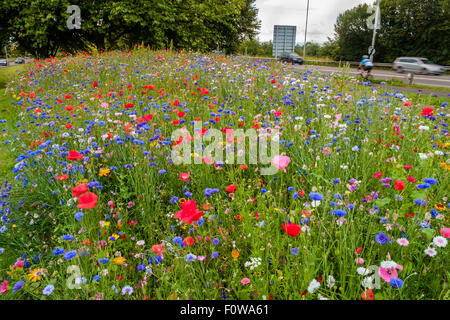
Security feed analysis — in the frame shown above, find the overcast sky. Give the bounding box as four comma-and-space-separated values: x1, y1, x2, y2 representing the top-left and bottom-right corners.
254, 0, 375, 44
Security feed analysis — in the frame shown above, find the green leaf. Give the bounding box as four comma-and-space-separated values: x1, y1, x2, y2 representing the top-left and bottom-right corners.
375, 197, 391, 207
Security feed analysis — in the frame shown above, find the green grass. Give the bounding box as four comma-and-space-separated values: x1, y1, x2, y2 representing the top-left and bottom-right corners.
0, 65, 28, 180
370, 78, 450, 93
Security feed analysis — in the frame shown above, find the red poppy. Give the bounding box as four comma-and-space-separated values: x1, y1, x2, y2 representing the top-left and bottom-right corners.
174, 200, 204, 224
93, 81, 98, 88
403, 165, 412, 170
64, 94, 72, 99
57, 174, 69, 181
72, 184, 89, 197
373, 172, 383, 179
200, 88, 210, 95
77, 192, 98, 209
240, 165, 248, 170
226, 184, 237, 192
65, 105, 74, 111
67, 150, 84, 160
173, 99, 180, 106
421, 107, 433, 116
407, 175, 416, 183
65, 124, 72, 129
282, 223, 301, 237
125, 103, 134, 109
177, 111, 185, 118
179, 172, 190, 182
183, 236, 195, 246
362, 289, 375, 300
394, 180, 405, 191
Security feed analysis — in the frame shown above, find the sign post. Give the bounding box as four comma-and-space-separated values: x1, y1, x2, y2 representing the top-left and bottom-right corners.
273, 25, 297, 58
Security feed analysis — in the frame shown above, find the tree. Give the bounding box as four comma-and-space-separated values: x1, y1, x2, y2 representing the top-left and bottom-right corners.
331, 0, 450, 64
2, 0, 261, 58
332, 3, 372, 62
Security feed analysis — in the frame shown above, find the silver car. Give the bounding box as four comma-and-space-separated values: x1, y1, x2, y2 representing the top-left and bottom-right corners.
393, 57, 445, 75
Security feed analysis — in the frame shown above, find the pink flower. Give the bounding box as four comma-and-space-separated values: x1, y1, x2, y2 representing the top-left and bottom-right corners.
241, 278, 250, 285
272, 155, 291, 172
374, 172, 383, 179
441, 227, 450, 239
396, 238, 409, 246
379, 267, 398, 283
355, 258, 364, 264
13, 260, 24, 270
0, 280, 8, 294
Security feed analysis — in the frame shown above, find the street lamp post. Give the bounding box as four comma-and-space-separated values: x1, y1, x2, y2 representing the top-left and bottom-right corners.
303, 0, 310, 61
370, 0, 381, 62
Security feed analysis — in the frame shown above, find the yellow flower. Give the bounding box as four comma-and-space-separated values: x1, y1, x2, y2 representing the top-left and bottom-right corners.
113, 256, 126, 265
28, 268, 45, 282
99, 168, 110, 177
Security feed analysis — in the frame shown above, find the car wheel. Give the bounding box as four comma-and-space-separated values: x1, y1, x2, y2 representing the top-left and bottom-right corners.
396, 67, 403, 73
420, 68, 428, 75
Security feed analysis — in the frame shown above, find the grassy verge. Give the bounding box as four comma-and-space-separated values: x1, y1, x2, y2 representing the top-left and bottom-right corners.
370, 78, 450, 93
0, 65, 28, 180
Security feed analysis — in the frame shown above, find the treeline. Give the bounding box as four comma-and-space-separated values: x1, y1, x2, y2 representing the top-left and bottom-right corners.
0, 0, 261, 58
239, 0, 449, 65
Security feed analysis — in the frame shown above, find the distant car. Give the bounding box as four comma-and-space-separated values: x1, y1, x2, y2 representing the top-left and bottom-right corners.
393, 57, 444, 75
279, 52, 304, 65
0, 59, 7, 66
14, 57, 25, 64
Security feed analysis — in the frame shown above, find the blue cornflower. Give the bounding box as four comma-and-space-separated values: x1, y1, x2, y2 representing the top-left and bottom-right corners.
309, 192, 323, 201
211, 252, 219, 259
389, 278, 404, 288
64, 250, 77, 260
347, 204, 354, 211
13, 281, 24, 291
333, 209, 347, 217
92, 275, 101, 282
423, 178, 437, 184
52, 248, 64, 255
185, 253, 197, 262
417, 183, 430, 189
375, 232, 388, 244
290, 247, 300, 255
121, 285, 134, 295
170, 196, 179, 204
99, 258, 109, 264
42, 284, 55, 295
74, 212, 84, 221
158, 169, 166, 174
137, 264, 146, 271
213, 238, 220, 245
62, 234, 74, 241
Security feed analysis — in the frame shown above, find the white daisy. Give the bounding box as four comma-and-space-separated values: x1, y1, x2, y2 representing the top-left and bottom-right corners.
432, 236, 448, 248
307, 279, 320, 293
424, 247, 437, 257
357, 267, 370, 276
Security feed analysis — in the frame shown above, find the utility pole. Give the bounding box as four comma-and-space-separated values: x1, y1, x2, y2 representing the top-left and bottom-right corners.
370, 0, 381, 62
303, 0, 310, 60
4, 46, 8, 66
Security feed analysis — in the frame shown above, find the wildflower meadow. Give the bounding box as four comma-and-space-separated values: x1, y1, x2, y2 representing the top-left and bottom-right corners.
0, 47, 448, 300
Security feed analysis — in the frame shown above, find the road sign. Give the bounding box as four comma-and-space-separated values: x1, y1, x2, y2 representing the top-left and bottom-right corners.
273, 25, 297, 58
368, 47, 376, 56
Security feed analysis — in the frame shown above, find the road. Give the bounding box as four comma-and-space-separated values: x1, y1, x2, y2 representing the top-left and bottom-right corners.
294, 64, 450, 88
